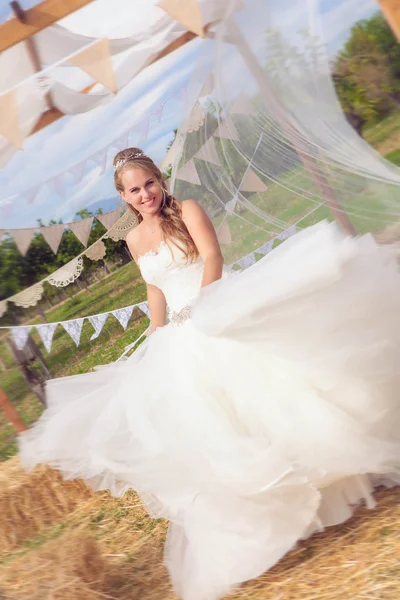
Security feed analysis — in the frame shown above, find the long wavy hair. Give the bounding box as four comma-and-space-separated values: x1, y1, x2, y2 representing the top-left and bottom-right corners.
114, 148, 199, 262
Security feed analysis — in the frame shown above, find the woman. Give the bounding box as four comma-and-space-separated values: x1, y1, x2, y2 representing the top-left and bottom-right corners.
20, 148, 400, 600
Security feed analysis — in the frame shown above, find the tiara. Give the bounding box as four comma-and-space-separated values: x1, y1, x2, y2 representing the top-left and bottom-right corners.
114, 150, 147, 171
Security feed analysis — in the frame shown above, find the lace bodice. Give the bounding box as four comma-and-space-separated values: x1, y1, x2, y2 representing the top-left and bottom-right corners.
138, 241, 204, 313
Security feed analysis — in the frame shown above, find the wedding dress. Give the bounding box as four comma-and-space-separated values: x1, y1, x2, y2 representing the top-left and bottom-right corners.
20, 220, 400, 600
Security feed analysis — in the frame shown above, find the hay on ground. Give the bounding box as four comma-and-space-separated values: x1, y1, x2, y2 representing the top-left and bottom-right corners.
1, 479, 400, 600
0, 458, 92, 555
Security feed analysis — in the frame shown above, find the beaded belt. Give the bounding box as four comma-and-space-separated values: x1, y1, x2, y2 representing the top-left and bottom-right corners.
170, 305, 191, 327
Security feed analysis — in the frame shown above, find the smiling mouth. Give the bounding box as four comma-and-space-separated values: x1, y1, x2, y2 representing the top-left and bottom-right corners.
142, 197, 156, 206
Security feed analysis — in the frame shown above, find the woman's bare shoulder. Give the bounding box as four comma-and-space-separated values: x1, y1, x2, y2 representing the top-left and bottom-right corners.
126, 224, 143, 259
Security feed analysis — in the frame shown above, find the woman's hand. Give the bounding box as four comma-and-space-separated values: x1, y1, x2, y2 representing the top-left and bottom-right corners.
181, 200, 224, 287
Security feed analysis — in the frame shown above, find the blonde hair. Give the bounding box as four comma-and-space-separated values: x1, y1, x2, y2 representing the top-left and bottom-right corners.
113, 148, 199, 262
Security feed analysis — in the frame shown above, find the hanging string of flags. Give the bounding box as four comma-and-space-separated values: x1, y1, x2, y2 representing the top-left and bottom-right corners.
0, 209, 138, 317
2, 301, 151, 354
1, 207, 124, 256
230, 224, 297, 270
0, 80, 189, 223
1, 224, 299, 353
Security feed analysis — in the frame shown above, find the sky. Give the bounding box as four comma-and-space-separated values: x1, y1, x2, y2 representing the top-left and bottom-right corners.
0, 0, 379, 229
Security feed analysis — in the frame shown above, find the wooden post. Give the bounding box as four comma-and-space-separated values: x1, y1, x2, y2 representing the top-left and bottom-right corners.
7, 338, 48, 406
378, 0, 400, 41
0, 388, 27, 432
227, 20, 357, 236
11, 1, 55, 112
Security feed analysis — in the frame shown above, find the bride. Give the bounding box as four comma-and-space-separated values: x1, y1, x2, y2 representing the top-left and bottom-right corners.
20, 147, 400, 600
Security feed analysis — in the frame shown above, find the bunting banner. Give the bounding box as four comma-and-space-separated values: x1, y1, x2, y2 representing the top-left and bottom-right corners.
11, 228, 37, 256
214, 118, 240, 141
0, 83, 189, 221
157, 0, 205, 38
69, 38, 118, 94
194, 136, 221, 166
0, 89, 23, 149
3, 208, 125, 257
1, 302, 150, 353
216, 217, 232, 245
229, 93, 254, 116
1, 209, 138, 312
230, 224, 297, 270
69, 217, 94, 247
40, 223, 66, 254
239, 168, 268, 193
176, 160, 201, 185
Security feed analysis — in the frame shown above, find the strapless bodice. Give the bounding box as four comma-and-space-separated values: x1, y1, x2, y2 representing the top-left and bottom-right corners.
138, 241, 204, 313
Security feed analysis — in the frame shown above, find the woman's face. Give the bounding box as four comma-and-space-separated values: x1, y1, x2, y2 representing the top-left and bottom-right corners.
119, 166, 163, 216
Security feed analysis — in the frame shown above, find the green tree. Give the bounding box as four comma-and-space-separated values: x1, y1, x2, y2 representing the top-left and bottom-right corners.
333, 13, 400, 126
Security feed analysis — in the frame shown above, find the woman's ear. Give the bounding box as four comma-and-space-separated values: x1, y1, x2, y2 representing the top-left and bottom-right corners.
119, 190, 127, 203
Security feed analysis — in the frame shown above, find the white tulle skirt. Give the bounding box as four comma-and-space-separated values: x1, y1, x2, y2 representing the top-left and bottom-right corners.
19, 222, 400, 600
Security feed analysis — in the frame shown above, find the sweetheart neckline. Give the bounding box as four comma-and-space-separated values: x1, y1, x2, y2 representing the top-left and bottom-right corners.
137, 241, 167, 264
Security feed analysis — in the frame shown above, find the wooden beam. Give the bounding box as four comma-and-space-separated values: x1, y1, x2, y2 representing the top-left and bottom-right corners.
378, 0, 400, 41
0, 0, 96, 53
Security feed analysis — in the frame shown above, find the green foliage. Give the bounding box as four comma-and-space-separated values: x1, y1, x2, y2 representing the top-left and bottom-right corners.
333, 13, 400, 125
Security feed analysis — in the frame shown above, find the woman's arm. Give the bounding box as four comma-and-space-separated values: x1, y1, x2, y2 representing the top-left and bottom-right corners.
146, 283, 167, 332
126, 229, 167, 332
181, 200, 224, 288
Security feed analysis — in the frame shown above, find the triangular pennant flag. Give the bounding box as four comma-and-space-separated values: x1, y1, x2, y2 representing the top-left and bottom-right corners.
277, 224, 297, 241
194, 137, 221, 166
89, 313, 109, 340
157, 0, 205, 37
152, 101, 166, 122
51, 173, 66, 198
225, 196, 237, 215
216, 218, 232, 245
11, 326, 31, 351
40, 223, 65, 254
91, 148, 109, 174
0, 89, 23, 149
68, 160, 87, 184
36, 323, 58, 353
69, 38, 117, 93
62, 318, 85, 346
96, 209, 121, 231
237, 253, 256, 269
214, 117, 240, 141
114, 130, 130, 150
132, 117, 149, 145
25, 185, 41, 205
199, 73, 214, 96
69, 217, 94, 247
12, 228, 36, 255
138, 302, 150, 318
112, 305, 134, 330
256, 239, 274, 256
230, 93, 254, 116
176, 160, 201, 186
239, 168, 268, 193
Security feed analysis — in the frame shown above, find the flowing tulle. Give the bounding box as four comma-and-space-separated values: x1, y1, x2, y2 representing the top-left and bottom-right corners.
20, 222, 400, 600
